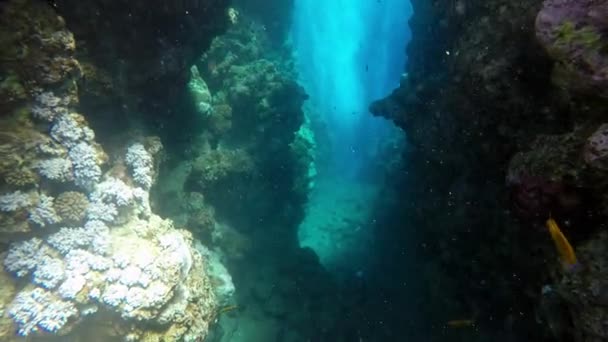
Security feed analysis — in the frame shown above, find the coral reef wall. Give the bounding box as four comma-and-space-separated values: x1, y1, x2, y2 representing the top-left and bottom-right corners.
150, 9, 348, 341
0, 0, 235, 340
371, 0, 608, 340
155, 13, 310, 243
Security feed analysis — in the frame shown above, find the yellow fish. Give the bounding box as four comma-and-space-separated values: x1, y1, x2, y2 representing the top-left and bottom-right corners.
546, 218, 579, 271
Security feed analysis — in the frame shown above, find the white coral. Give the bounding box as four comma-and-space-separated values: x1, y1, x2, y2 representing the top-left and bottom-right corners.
47, 221, 110, 256
57, 275, 86, 299
8, 287, 77, 336
86, 201, 118, 223
0, 191, 32, 212
68, 142, 101, 190
102, 283, 128, 307
32, 256, 65, 289
90, 177, 134, 206
35, 158, 73, 182
29, 194, 60, 227
50, 114, 84, 148
125, 143, 153, 189
31, 91, 68, 122
4, 238, 45, 277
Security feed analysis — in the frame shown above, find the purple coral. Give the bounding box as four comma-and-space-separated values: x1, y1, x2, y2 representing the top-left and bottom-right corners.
584, 123, 608, 169
509, 174, 582, 219
536, 0, 608, 97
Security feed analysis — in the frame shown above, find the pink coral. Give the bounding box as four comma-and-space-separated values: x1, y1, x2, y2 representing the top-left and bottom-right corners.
511, 175, 562, 219
584, 124, 608, 169
510, 174, 582, 220
535, 0, 608, 97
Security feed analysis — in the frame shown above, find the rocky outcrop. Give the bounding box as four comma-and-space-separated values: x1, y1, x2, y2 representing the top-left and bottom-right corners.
371, 0, 608, 340
51, 0, 231, 112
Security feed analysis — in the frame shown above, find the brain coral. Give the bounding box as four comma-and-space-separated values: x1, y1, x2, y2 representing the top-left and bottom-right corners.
54, 191, 89, 223
4, 167, 38, 186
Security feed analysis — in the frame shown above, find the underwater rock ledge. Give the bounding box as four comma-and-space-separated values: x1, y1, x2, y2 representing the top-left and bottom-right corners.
51, 0, 232, 113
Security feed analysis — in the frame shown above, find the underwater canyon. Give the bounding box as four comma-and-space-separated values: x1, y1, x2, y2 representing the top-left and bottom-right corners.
0, 0, 606, 341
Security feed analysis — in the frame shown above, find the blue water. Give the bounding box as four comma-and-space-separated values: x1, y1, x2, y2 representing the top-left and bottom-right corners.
292, 0, 412, 271
292, 0, 410, 177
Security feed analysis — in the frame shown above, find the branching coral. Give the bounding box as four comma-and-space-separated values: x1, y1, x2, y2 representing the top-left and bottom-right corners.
47, 223, 110, 256
126, 143, 154, 189
8, 287, 78, 336
87, 177, 148, 224
29, 193, 60, 227
31, 91, 70, 122
0, 191, 33, 212
68, 142, 102, 190
4, 238, 46, 277
35, 158, 73, 182
50, 113, 93, 148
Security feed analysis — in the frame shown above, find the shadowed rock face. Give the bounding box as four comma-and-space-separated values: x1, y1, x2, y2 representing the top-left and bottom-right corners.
52, 0, 231, 110
370, 0, 608, 340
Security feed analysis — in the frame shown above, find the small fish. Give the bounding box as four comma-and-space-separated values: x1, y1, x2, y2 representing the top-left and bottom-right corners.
447, 319, 475, 328
546, 217, 579, 271
219, 305, 239, 314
